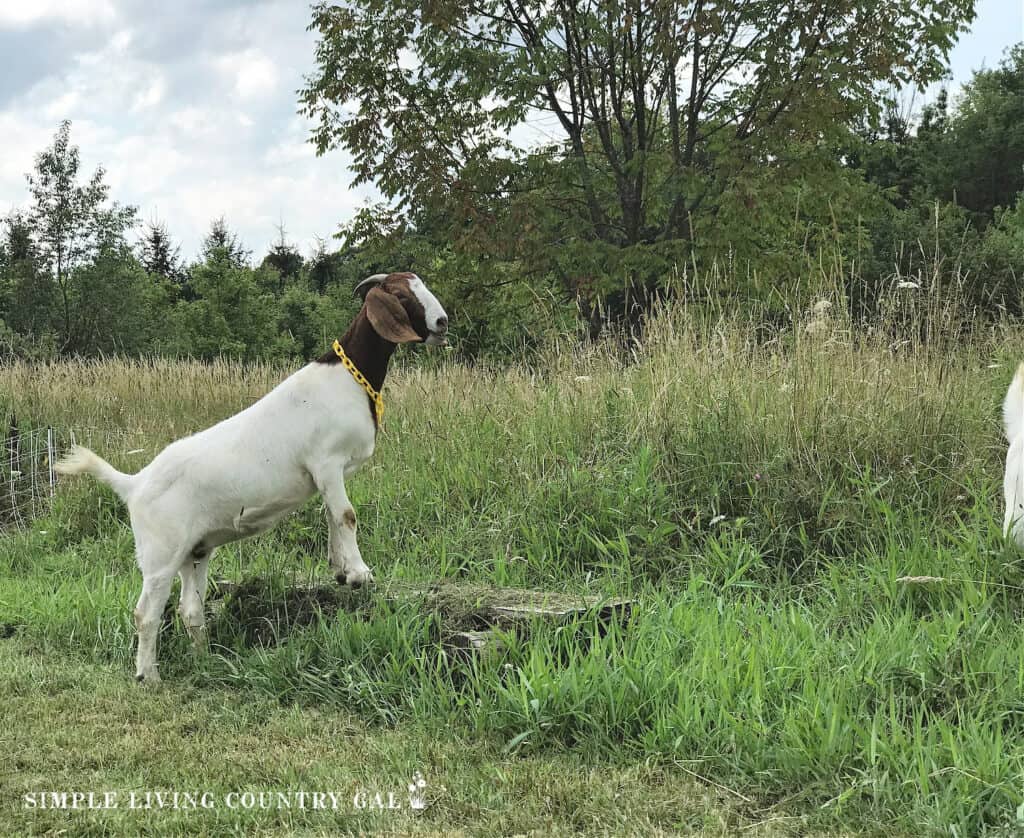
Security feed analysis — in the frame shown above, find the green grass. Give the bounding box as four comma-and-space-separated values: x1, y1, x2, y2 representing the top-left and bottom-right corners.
3, 638, 775, 836
4, 302, 1024, 835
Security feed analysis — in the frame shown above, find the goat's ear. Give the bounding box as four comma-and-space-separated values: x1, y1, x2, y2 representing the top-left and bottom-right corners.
364, 287, 422, 344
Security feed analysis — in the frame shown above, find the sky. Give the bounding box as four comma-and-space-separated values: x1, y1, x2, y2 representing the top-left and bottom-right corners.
0, 0, 1021, 263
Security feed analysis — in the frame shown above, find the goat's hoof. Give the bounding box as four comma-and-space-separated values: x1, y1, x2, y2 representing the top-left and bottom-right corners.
342, 570, 374, 589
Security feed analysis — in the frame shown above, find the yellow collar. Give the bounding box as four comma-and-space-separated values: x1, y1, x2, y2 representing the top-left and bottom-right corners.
332, 339, 384, 427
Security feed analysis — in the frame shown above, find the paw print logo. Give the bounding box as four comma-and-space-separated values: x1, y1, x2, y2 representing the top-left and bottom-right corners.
407, 771, 427, 811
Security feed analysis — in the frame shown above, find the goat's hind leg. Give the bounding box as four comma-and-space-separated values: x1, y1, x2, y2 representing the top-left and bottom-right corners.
133, 540, 189, 684
178, 550, 213, 652
133, 569, 175, 684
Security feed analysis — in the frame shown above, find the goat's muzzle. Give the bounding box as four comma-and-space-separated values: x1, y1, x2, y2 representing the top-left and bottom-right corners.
425, 317, 449, 346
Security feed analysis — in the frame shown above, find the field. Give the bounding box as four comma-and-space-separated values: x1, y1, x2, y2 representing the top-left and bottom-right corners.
4, 300, 1024, 836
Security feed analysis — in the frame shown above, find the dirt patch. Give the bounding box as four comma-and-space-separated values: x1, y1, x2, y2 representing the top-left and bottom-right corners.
209, 576, 374, 648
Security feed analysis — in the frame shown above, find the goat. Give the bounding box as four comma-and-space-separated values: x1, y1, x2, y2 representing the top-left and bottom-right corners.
55, 272, 449, 683
1004, 362, 1024, 545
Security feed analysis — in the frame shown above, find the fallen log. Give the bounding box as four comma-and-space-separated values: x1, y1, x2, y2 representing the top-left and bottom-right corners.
205, 575, 633, 658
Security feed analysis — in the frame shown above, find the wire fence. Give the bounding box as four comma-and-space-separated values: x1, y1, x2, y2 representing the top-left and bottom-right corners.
1, 422, 149, 533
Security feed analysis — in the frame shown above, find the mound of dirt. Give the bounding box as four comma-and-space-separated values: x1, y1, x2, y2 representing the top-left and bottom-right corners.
211, 576, 374, 648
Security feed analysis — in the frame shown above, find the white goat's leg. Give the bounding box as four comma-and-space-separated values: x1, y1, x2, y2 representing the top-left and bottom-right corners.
178, 556, 210, 651
133, 570, 175, 684
314, 470, 372, 586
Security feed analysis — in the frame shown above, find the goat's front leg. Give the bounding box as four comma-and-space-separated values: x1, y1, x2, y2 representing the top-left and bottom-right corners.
314, 469, 373, 587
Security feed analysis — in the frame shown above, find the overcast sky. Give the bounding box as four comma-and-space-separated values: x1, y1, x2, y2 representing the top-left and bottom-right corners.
0, 0, 1021, 263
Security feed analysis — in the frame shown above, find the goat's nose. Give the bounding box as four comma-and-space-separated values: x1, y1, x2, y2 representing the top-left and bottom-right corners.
436, 316, 448, 332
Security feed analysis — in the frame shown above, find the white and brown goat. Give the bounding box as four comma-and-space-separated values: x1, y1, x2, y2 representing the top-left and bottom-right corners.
56, 272, 449, 683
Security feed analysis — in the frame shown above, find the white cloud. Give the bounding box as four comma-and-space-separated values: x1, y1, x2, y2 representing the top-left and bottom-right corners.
0, 112, 55, 207
263, 116, 315, 166
216, 48, 278, 100
109, 29, 133, 54
131, 76, 166, 112
41, 89, 81, 121
0, 0, 116, 29
168, 106, 215, 138
169, 167, 372, 259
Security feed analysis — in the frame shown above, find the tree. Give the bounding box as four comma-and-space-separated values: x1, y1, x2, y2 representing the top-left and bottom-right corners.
0, 212, 58, 348
940, 45, 1024, 222
70, 248, 170, 355
140, 220, 183, 282
26, 120, 137, 349
850, 47, 1024, 226
261, 222, 304, 290
201, 216, 250, 267
176, 250, 281, 359
307, 236, 344, 293
302, 0, 975, 323
0, 211, 35, 266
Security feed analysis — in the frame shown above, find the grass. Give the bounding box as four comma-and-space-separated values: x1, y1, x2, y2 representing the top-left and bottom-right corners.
3, 639, 774, 836
3, 296, 1024, 835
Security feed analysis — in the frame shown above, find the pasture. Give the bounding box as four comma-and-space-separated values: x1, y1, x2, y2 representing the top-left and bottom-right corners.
3, 301, 1024, 836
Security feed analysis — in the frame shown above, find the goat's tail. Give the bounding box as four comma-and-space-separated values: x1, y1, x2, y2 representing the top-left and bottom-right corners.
1006, 363, 1024, 443
54, 445, 135, 501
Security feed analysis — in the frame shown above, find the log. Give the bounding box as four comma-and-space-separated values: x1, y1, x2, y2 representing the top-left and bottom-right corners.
443, 629, 507, 661
206, 576, 633, 660
484, 598, 632, 627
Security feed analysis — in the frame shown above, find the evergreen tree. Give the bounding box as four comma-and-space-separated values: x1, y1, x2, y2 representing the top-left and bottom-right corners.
307, 236, 343, 293
261, 222, 304, 290
140, 220, 183, 281
0, 212, 59, 345
201, 216, 250, 267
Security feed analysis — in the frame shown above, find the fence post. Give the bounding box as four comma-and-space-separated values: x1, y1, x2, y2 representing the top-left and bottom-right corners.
6, 417, 22, 528
47, 427, 55, 497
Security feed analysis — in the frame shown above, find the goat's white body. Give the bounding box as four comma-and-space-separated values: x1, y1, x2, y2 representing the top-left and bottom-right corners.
66, 362, 375, 558
119, 363, 375, 558
1004, 362, 1024, 545
58, 362, 380, 684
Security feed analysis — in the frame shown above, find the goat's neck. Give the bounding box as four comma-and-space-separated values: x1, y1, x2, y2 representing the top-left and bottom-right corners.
337, 313, 395, 393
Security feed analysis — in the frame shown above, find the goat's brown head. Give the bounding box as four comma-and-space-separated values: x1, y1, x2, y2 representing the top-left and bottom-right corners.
354, 272, 449, 346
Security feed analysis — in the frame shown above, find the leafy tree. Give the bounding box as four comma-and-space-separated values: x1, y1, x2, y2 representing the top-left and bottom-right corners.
942, 45, 1024, 222
0, 211, 35, 265
851, 47, 1024, 225
977, 196, 1024, 311
302, 0, 974, 324
26, 120, 137, 349
70, 247, 171, 355
841, 46, 1024, 318
274, 284, 360, 359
